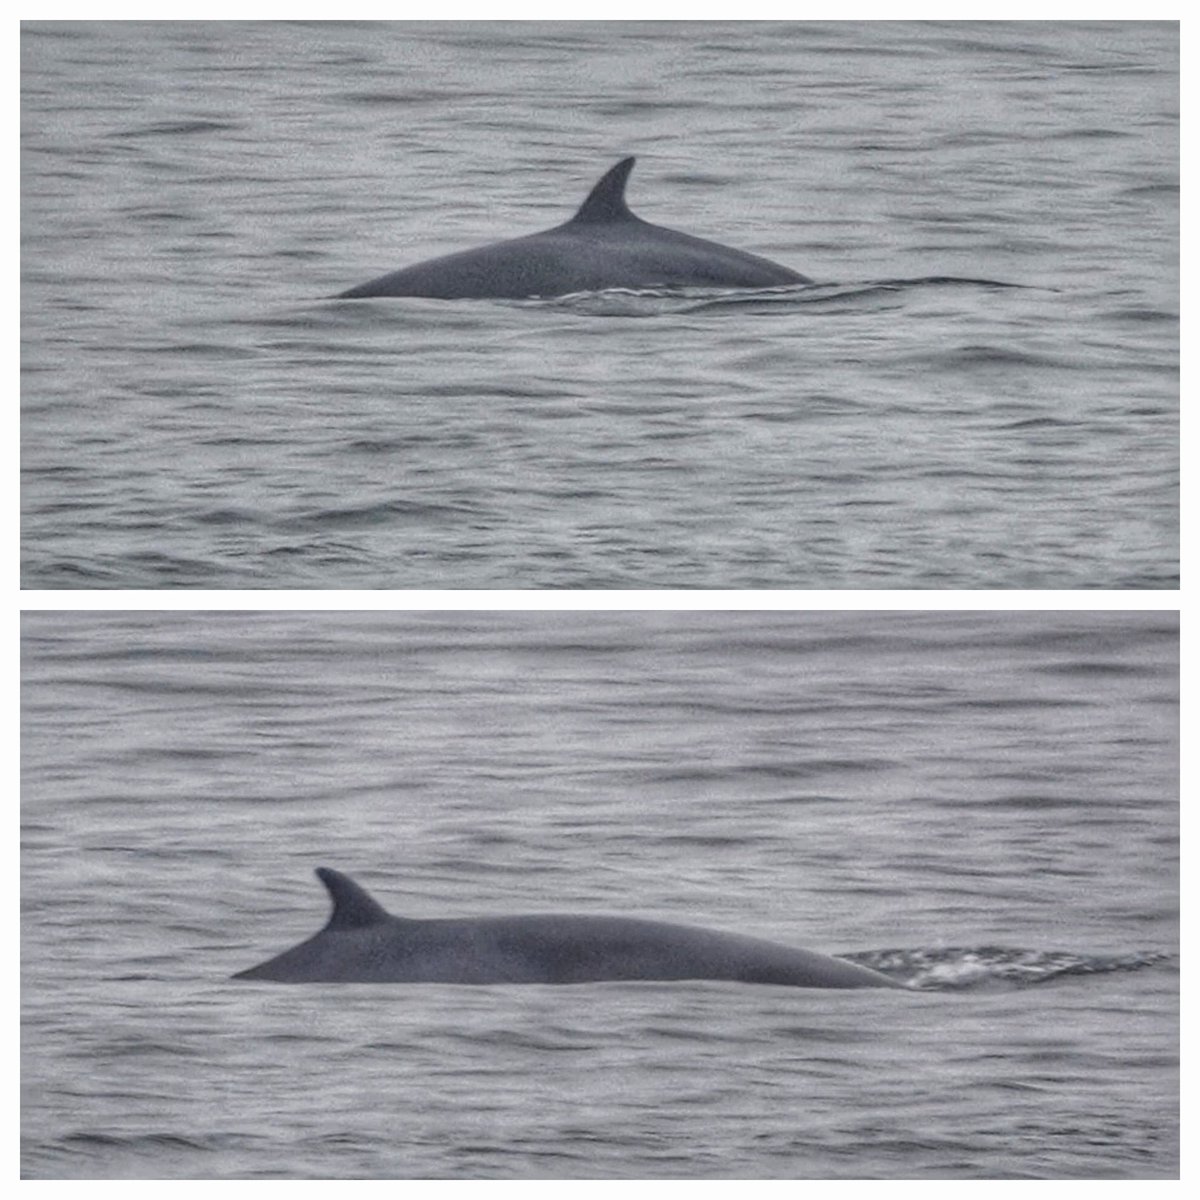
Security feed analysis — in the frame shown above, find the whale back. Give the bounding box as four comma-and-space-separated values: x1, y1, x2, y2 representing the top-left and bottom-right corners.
335, 157, 809, 299
235, 868, 899, 988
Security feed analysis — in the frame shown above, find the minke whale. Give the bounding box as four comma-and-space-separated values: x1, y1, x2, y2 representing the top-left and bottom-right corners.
336, 157, 810, 301
233, 867, 899, 988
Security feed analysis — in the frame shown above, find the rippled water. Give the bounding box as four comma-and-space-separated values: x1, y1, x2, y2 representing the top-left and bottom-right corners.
21, 610, 1179, 1178
20, 20, 1178, 588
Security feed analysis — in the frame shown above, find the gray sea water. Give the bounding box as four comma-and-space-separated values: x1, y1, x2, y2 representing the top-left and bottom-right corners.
21, 610, 1178, 1178
20, 20, 1178, 589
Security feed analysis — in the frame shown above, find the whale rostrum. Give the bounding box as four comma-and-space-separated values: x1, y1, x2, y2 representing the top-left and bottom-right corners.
336, 157, 810, 301
233, 867, 900, 988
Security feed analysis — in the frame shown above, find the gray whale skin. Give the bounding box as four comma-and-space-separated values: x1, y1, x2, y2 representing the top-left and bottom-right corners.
336, 157, 809, 300
233, 867, 899, 988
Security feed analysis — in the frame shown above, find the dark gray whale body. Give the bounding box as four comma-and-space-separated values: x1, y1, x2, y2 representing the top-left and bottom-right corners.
336, 158, 810, 301
233, 868, 899, 988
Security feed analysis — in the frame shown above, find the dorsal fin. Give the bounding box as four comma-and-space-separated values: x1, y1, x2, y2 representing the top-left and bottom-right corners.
316, 867, 391, 929
570, 157, 637, 224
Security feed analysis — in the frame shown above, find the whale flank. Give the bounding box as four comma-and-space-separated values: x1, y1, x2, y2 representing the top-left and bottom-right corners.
335, 158, 810, 301
233, 867, 899, 988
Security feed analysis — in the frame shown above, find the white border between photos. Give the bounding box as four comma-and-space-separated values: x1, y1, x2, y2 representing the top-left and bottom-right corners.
14, 589, 1188, 611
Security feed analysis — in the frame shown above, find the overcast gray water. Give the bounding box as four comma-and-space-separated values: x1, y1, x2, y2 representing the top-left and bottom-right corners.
20, 20, 1178, 588
21, 610, 1178, 1178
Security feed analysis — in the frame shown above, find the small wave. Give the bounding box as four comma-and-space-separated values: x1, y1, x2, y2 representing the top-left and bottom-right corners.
57, 1132, 211, 1151
842, 946, 1173, 990
902, 343, 1073, 370
521, 282, 812, 318
515, 276, 1031, 318
327, 276, 1029, 319
23, 1129, 247, 1179
109, 120, 241, 139
278, 498, 479, 530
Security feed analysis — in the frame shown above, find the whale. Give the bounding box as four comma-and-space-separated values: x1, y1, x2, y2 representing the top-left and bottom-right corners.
232, 867, 900, 988
335, 157, 810, 301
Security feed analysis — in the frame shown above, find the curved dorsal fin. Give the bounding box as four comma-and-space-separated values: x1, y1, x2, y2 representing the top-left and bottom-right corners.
570, 157, 637, 224
316, 867, 391, 929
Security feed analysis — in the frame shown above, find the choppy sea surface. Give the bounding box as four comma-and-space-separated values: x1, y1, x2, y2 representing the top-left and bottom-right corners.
20, 20, 1178, 588
21, 610, 1178, 1178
